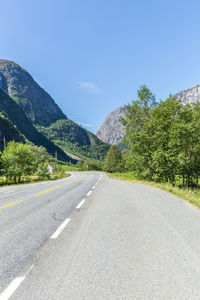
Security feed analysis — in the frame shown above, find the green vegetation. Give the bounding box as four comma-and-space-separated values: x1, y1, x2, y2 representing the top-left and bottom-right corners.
0, 113, 25, 150
0, 141, 70, 185
60, 159, 103, 172
0, 87, 107, 178
0, 88, 74, 162
103, 145, 129, 173
76, 159, 102, 171
112, 84, 200, 188
103, 85, 200, 207
60, 164, 81, 172
36, 119, 109, 161
104, 145, 122, 172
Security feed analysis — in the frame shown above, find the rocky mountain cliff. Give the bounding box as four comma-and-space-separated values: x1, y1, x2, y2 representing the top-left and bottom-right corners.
96, 106, 126, 144
97, 84, 200, 145
0, 59, 109, 161
0, 60, 65, 126
175, 84, 200, 104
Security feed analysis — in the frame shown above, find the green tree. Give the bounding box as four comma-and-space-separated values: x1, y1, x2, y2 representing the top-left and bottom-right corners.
120, 85, 157, 179
169, 102, 200, 186
28, 144, 50, 172
120, 85, 156, 139
103, 145, 121, 172
120, 90, 200, 187
144, 96, 183, 183
36, 162, 50, 180
1, 141, 34, 183
116, 150, 129, 172
76, 160, 84, 170
82, 160, 102, 171
146, 98, 200, 186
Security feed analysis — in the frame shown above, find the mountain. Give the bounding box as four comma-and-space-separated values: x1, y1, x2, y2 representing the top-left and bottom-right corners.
0, 113, 24, 150
0, 59, 109, 161
0, 60, 65, 126
37, 119, 109, 161
96, 106, 126, 144
175, 84, 200, 104
0, 88, 75, 162
97, 84, 200, 145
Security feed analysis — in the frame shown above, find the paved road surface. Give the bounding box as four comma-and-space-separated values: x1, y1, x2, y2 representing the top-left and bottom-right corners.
1, 172, 200, 299
0, 172, 98, 297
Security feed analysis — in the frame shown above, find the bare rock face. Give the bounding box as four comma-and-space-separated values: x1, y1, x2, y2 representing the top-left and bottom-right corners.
96, 106, 126, 144
175, 84, 200, 104
0, 60, 66, 126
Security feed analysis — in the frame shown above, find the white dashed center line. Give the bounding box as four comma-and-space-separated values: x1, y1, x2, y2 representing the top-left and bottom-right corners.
0, 265, 34, 300
50, 218, 71, 239
0, 277, 25, 300
0, 174, 101, 300
87, 191, 92, 196
76, 199, 85, 209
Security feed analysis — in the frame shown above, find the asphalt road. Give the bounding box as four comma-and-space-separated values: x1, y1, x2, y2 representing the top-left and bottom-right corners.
0, 171, 99, 298
1, 172, 200, 299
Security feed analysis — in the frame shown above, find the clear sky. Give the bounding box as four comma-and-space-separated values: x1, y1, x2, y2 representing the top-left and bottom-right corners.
1, 0, 200, 132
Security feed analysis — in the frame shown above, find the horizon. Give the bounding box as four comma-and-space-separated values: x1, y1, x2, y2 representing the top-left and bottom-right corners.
1, 0, 200, 132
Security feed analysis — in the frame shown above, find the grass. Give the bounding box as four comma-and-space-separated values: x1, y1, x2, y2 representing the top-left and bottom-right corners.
108, 172, 200, 209
49, 172, 71, 180
61, 165, 81, 172
0, 172, 71, 187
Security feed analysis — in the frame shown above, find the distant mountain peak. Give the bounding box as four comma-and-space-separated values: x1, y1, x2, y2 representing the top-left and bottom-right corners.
96, 106, 126, 144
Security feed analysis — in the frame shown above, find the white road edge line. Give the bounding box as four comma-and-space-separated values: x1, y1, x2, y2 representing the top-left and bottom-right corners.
50, 218, 71, 239
92, 186, 95, 189
76, 198, 85, 209
87, 191, 92, 196
0, 265, 34, 300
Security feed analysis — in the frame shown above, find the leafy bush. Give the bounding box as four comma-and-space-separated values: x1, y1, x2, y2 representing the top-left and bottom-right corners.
36, 163, 50, 180
1, 142, 34, 183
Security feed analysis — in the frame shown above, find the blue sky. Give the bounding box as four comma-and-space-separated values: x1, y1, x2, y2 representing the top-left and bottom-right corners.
1, 0, 200, 132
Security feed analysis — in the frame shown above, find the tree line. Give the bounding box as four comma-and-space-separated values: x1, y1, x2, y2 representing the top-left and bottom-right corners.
103, 85, 200, 188
0, 141, 59, 184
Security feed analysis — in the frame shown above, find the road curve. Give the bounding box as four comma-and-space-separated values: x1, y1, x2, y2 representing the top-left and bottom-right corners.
1, 173, 200, 299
